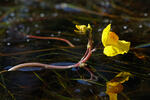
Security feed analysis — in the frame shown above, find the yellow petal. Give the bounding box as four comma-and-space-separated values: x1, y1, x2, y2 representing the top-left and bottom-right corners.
115, 72, 132, 84
103, 46, 119, 57
75, 25, 86, 30
75, 25, 87, 34
106, 82, 123, 93
103, 40, 130, 57
107, 72, 132, 86
106, 72, 131, 100
87, 24, 92, 31
101, 24, 111, 46
107, 93, 117, 100
107, 32, 119, 45
106, 83, 123, 100
117, 40, 130, 54
74, 29, 79, 33
102, 24, 131, 56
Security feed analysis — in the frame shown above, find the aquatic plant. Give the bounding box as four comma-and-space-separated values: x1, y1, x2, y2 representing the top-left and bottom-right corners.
106, 72, 132, 100
101, 24, 130, 57
6, 24, 131, 78
1, 24, 132, 100
7, 24, 96, 79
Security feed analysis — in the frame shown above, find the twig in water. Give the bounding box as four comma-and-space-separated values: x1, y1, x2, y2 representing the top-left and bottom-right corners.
8, 40, 92, 71
27, 35, 75, 47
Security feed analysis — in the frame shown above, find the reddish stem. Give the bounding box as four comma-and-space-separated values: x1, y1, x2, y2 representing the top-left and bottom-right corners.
8, 42, 92, 71
83, 67, 97, 80
27, 35, 75, 47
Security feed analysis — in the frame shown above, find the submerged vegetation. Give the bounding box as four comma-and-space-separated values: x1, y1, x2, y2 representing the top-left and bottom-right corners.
0, 0, 150, 100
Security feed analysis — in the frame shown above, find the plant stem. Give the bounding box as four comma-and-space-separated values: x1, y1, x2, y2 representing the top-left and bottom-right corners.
27, 35, 75, 47
8, 41, 92, 71
7, 27, 95, 80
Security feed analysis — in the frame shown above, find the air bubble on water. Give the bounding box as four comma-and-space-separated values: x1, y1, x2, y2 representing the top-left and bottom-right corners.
144, 13, 148, 17
103, 19, 109, 23
50, 34, 55, 37
10, 13, 15, 17
101, 1, 105, 6
105, 2, 110, 7
7, 42, 11, 46
40, 13, 45, 17
57, 31, 61, 36
34, 24, 39, 28
98, 28, 102, 32
123, 25, 128, 30
26, 39, 30, 42
14, 27, 18, 31
52, 13, 58, 17
73, 38, 80, 41
6, 30, 10, 34
48, 41, 51, 44
138, 24, 143, 28
23, 8, 29, 13
29, 17, 33, 21
109, 20, 112, 23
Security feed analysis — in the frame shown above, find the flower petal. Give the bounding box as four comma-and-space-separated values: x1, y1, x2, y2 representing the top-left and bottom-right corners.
107, 32, 119, 45
101, 24, 111, 46
74, 25, 87, 35
106, 72, 131, 100
117, 40, 130, 54
103, 40, 130, 57
103, 46, 119, 57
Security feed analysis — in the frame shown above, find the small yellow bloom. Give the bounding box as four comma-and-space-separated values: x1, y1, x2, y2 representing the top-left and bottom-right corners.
102, 24, 131, 56
74, 24, 92, 35
106, 72, 131, 100
107, 72, 132, 86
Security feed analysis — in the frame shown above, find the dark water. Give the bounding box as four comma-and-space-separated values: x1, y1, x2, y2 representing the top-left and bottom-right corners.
0, 0, 150, 100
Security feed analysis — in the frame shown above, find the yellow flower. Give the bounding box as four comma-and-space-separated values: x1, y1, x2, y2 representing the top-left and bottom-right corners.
107, 72, 132, 86
74, 24, 92, 35
106, 72, 132, 100
102, 24, 131, 56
